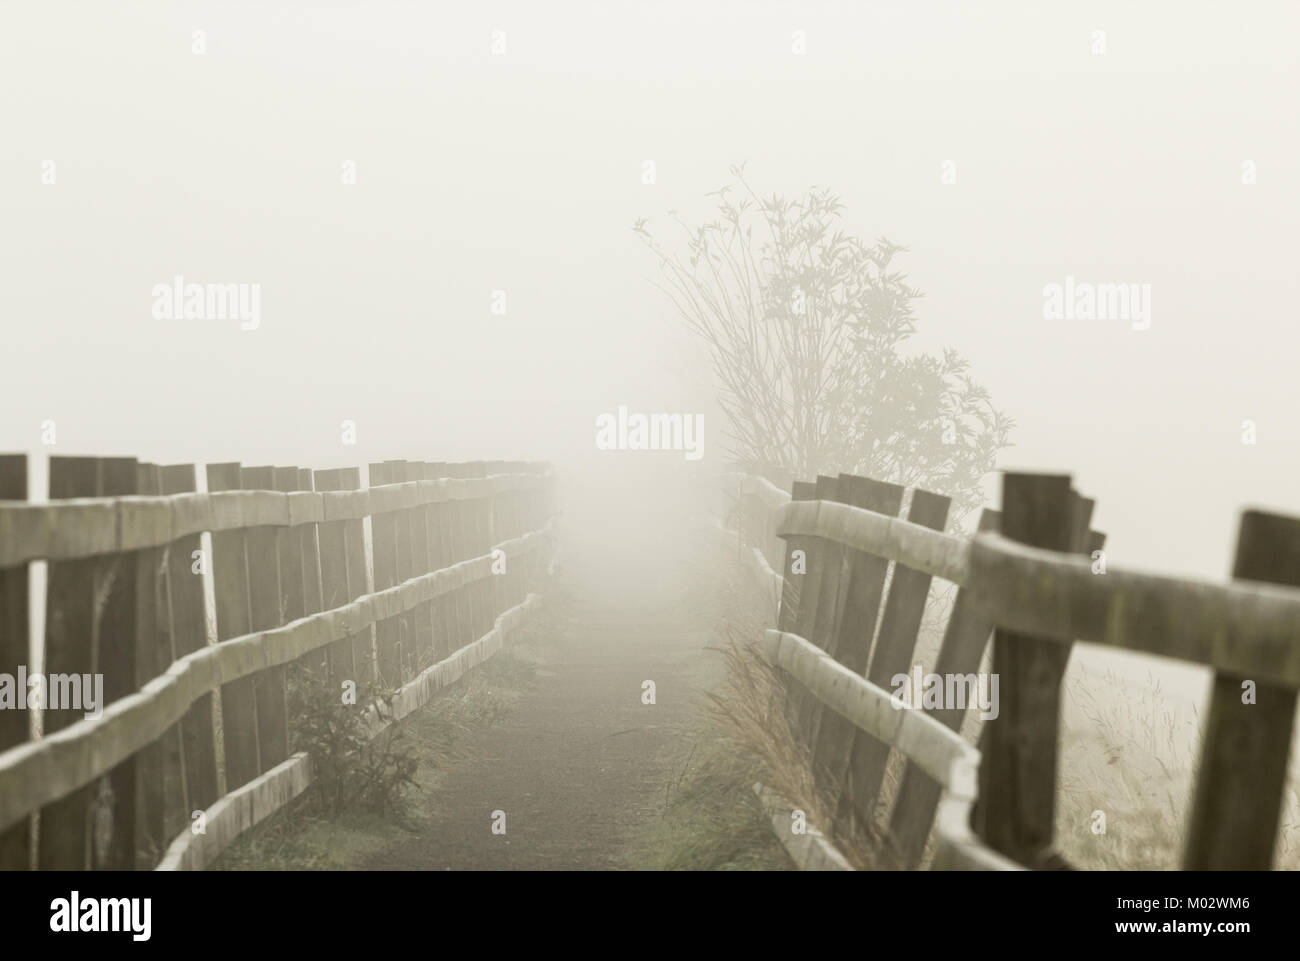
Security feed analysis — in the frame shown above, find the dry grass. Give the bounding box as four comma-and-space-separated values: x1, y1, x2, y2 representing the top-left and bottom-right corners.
1055, 657, 1300, 869
630, 718, 792, 870
707, 536, 1300, 872
696, 559, 891, 868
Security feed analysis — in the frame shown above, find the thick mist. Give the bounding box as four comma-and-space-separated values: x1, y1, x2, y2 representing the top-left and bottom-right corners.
4, 2, 1296, 580
2, 2, 1298, 828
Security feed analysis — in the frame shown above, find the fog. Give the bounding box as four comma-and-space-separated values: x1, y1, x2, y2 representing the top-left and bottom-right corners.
5, 2, 1297, 579
3, 3, 1299, 836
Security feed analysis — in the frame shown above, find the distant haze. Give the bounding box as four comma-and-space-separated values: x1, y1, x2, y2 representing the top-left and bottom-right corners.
2, 0, 1297, 590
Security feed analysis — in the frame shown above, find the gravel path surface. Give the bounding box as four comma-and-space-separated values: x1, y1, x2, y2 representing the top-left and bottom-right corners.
364, 474, 722, 869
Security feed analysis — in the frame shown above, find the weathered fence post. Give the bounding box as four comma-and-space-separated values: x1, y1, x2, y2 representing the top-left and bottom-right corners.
777, 481, 816, 635
97, 457, 144, 869
1184, 509, 1300, 869
787, 477, 847, 743
298, 468, 325, 631
132, 462, 167, 867
441, 464, 472, 654
314, 467, 368, 686
887, 507, 1000, 865
159, 463, 220, 821
273, 467, 306, 627
384, 460, 418, 680
487, 469, 511, 619
407, 461, 435, 670
775, 480, 817, 744
368, 462, 402, 687
447, 464, 477, 650
422, 463, 452, 661
806, 474, 849, 663
842, 488, 950, 836
0, 450, 557, 872
766, 469, 794, 584
974, 472, 1075, 866
240, 466, 289, 773
313, 467, 350, 682
0, 455, 30, 869
276, 466, 324, 743
469, 462, 493, 642
40, 456, 139, 868
813, 475, 903, 834
206, 462, 261, 791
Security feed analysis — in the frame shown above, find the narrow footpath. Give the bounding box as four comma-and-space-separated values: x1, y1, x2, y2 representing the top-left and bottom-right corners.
364, 468, 724, 869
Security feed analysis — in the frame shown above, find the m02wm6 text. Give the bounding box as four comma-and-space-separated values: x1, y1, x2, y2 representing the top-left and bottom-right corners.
1118, 897, 1250, 911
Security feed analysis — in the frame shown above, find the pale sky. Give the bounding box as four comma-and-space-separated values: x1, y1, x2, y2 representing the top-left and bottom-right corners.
2, 0, 1297, 583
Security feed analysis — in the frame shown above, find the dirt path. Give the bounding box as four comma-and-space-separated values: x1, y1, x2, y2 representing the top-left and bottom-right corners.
363, 472, 724, 869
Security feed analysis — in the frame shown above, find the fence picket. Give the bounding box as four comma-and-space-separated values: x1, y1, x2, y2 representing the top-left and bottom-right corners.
887, 508, 1000, 865
1184, 510, 1300, 869
842, 487, 950, 835
206, 462, 261, 792
133, 462, 167, 867
384, 460, 417, 681
240, 466, 289, 773
813, 474, 903, 838
0, 458, 553, 869
158, 463, 220, 821
974, 473, 1075, 866
408, 461, 435, 669
786, 478, 844, 743
367, 462, 402, 687
0, 456, 29, 869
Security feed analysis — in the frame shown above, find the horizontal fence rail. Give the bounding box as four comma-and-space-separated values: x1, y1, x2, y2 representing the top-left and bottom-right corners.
156, 592, 546, 871
0, 527, 552, 834
775, 497, 971, 587
758, 628, 1021, 872
773, 498, 1300, 684
0, 455, 558, 870
0, 475, 546, 568
715, 466, 1300, 871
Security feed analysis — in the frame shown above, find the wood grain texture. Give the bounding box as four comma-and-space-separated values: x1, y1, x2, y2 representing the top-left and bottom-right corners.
241, 466, 287, 774
39, 456, 105, 869
779, 481, 819, 738
966, 531, 1300, 682
133, 462, 166, 868
776, 497, 969, 587
841, 488, 950, 836
1184, 509, 1300, 869
368, 462, 402, 686
796, 476, 848, 745
205, 463, 260, 793
0, 474, 550, 567
887, 509, 1001, 866
759, 627, 1018, 872
974, 473, 1075, 865
814, 475, 903, 835
156, 590, 549, 871
0, 522, 554, 834
159, 464, 219, 821
0, 455, 29, 869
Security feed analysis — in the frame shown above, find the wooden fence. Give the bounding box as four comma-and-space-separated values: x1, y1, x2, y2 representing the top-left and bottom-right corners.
720, 468, 1300, 870
0, 454, 557, 870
